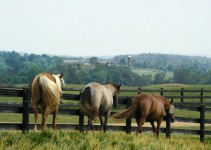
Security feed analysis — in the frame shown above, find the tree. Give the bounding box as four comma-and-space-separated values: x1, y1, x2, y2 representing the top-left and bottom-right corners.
118, 58, 127, 66
173, 68, 194, 84
89, 57, 98, 65
201, 70, 211, 84
153, 72, 166, 84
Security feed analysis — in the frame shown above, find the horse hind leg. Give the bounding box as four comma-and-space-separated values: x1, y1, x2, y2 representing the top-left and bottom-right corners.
99, 115, 104, 131
136, 117, 146, 136
52, 107, 58, 130
33, 104, 38, 131
32, 90, 40, 131
103, 110, 111, 133
150, 121, 156, 137
87, 117, 93, 132
41, 106, 50, 130
156, 119, 163, 138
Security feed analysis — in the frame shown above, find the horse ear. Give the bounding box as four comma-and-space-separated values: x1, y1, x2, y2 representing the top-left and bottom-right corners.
59, 73, 64, 78
117, 84, 121, 90
170, 98, 174, 104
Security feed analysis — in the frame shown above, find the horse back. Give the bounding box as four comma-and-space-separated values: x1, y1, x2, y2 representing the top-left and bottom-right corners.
83, 82, 113, 113
32, 73, 60, 109
38, 73, 56, 83
136, 94, 164, 120
86, 82, 105, 102
32, 73, 55, 95
136, 94, 153, 113
148, 94, 165, 119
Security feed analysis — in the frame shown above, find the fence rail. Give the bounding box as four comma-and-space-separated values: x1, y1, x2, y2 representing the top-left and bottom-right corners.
0, 86, 211, 142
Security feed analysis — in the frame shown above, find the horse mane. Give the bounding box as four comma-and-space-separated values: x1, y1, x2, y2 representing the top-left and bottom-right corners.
52, 74, 64, 92
102, 82, 116, 86
159, 95, 171, 112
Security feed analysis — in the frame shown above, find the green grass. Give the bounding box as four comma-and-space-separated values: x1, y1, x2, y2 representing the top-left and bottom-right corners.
132, 68, 174, 79
0, 130, 210, 150
1, 84, 211, 149
1, 84, 211, 123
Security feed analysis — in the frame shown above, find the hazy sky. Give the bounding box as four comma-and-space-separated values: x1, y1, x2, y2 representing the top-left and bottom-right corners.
0, 0, 210, 57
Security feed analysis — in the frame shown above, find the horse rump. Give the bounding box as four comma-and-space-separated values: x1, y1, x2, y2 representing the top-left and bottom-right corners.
38, 75, 60, 109
80, 86, 98, 120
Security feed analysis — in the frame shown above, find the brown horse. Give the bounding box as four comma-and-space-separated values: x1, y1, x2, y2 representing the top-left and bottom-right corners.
80, 82, 121, 132
32, 73, 65, 130
113, 93, 175, 138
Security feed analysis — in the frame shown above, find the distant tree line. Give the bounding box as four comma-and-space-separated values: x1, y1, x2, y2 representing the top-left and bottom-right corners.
114, 53, 211, 72
0, 51, 63, 84
114, 53, 211, 85
1, 51, 211, 86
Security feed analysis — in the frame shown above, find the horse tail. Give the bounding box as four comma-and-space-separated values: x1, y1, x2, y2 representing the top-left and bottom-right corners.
39, 75, 60, 110
80, 87, 98, 120
32, 75, 40, 108
113, 99, 138, 119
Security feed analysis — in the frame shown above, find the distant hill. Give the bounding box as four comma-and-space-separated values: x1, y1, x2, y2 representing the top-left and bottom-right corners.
2, 50, 211, 85
113, 53, 211, 71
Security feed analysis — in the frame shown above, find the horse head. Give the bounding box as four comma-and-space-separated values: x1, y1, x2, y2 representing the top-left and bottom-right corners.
168, 98, 175, 123
113, 84, 121, 108
52, 73, 65, 96
59, 73, 65, 88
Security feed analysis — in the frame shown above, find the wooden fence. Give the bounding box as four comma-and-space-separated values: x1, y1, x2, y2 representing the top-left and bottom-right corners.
0, 85, 211, 142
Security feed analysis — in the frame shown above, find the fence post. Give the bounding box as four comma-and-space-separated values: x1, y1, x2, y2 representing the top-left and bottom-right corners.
22, 87, 30, 133
200, 104, 205, 142
126, 97, 132, 134
181, 88, 184, 102
79, 92, 84, 132
200, 88, 204, 103
79, 111, 84, 132
165, 114, 171, 139
138, 87, 141, 95
160, 88, 163, 96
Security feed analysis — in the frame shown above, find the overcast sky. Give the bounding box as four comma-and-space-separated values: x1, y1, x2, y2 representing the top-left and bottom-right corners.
0, 0, 210, 57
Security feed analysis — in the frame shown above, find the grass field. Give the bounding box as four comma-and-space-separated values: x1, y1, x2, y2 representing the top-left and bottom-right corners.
132, 68, 174, 80
1, 84, 211, 122
1, 84, 211, 149
0, 130, 211, 150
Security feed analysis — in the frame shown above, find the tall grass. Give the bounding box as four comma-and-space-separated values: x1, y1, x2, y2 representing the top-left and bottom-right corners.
0, 130, 210, 150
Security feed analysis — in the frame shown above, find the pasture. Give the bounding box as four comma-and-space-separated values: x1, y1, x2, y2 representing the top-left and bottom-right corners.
0, 130, 210, 150
1, 84, 211, 149
2, 84, 211, 123
132, 68, 174, 79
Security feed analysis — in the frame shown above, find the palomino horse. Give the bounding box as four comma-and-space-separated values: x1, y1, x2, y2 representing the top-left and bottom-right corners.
79, 82, 121, 132
32, 73, 65, 130
113, 93, 175, 138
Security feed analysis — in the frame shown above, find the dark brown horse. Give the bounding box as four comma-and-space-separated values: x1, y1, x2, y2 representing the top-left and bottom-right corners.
113, 93, 175, 138
32, 73, 65, 130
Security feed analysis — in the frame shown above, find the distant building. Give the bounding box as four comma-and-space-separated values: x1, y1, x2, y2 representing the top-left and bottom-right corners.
128, 55, 131, 68
83, 62, 91, 66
